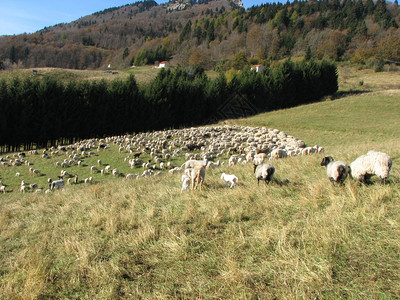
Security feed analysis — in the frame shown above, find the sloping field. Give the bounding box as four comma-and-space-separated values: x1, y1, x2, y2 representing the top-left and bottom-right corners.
0, 67, 400, 299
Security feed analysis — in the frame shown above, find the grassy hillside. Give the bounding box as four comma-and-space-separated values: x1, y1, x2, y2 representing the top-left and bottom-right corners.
0, 68, 400, 298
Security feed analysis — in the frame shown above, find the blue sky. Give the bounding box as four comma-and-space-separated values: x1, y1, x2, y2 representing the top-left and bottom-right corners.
0, 0, 268, 36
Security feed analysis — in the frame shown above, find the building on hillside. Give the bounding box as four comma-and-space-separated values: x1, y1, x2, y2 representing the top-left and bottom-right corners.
158, 61, 169, 68
251, 64, 264, 72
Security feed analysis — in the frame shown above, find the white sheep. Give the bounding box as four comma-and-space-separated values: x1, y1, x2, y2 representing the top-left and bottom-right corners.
168, 167, 182, 174
270, 148, 287, 159
182, 159, 208, 170
84, 177, 94, 184
181, 177, 191, 192
126, 174, 139, 180
29, 183, 37, 190
190, 164, 206, 190
350, 151, 392, 184
253, 153, 267, 165
220, 173, 238, 188
228, 155, 239, 167
142, 169, 154, 177
0, 185, 5, 193
253, 163, 275, 185
112, 169, 120, 177
320, 156, 349, 184
50, 179, 64, 190
90, 166, 98, 173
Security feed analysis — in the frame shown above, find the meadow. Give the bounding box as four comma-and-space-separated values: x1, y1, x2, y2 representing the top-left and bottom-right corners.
0, 65, 400, 299
0, 66, 219, 86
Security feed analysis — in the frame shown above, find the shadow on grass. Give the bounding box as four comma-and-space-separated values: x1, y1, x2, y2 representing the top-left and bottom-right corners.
332, 90, 372, 100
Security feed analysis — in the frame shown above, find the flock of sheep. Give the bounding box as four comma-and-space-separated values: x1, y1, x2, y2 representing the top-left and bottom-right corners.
0, 125, 394, 194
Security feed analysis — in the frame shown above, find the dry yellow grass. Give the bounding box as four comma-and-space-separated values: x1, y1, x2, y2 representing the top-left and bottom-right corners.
0, 65, 400, 299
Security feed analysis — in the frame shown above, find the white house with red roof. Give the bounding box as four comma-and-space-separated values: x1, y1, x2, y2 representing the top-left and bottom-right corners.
251, 64, 264, 72
158, 61, 169, 68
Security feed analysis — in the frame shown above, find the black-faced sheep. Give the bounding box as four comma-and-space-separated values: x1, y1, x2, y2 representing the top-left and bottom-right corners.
253, 163, 275, 185
320, 156, 349, 185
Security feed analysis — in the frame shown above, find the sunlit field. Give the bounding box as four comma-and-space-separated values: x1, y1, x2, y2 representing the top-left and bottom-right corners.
0, 65, 399, 299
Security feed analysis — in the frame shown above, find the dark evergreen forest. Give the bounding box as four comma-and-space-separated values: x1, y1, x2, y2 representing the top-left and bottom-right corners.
0, 59, 337, 152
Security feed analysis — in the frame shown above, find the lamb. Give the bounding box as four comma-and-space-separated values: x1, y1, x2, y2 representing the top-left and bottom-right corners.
220, 173, 238, 188
253, 163, 275, 185
350, 151, 392, 184
181, 177, 191, 192
320, 156, 349, 184
180, 174, 191, 192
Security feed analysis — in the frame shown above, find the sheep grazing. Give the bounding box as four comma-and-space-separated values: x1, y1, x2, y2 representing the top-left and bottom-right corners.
126, 174, 139, 180
112, 169, 120, 177
84, 177, 94, 184
350, 151, 392, 184
253, 163, 275, 185
50, 179, 65, 191
90, 166, 99, 173
190, 165, 206, 190
320, 156, 349, 185
0, 185, 5, 193
141, 169, 154, 177
220, 173, 238, 188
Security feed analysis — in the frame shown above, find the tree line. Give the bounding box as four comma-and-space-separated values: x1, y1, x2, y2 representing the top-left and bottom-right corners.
1, 0, 399, 70
0, 59, 337, 152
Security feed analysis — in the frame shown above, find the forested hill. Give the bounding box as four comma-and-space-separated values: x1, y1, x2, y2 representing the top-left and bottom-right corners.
0, 0, 399, 70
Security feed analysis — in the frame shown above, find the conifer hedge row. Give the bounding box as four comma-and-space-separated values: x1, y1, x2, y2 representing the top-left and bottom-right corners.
0, 59, 337, 152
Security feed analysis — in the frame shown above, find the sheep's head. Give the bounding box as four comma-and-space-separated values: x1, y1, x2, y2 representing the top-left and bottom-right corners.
253, 163, 258, 173
320, 156, 333, 167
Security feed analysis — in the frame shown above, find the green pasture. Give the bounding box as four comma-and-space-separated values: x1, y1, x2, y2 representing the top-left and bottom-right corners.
0, 65, 400, 299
